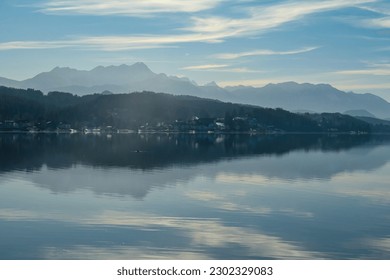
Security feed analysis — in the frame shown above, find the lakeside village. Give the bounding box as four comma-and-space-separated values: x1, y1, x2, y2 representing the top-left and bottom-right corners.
0, 116, 285, 134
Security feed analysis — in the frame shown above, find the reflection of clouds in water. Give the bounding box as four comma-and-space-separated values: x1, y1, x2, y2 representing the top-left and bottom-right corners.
216, 173, 279, 185
185, 190, 263, 212
347, 238, 390, 259
185, 189, 314, 219
0, 208, 44, 221
186, 191, 221, 202
329, 167, 390, 203
0, 208, 85, 223
184, 190, 265, 213
1, 135, 390, 259
365, 238, 390, 253
71, 211, 325, 259
0, 208, 323, 259
43, 246, 210, 260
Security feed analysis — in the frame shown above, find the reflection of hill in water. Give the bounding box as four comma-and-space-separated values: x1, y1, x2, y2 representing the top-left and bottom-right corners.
0, 133, 386, 172
1, 133, 390, 199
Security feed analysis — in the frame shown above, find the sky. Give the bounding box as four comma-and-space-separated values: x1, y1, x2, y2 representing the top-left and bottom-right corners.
0, 0, 390, 100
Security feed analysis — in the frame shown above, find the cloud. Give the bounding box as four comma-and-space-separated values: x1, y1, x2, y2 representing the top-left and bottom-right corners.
357, 4, 390, 16
76, 33, 227, 50
337, 69, 390, 75
2, 0, 378, 53
0, 33, 224, 51
335, 82, 390, 91
366, 17, 390, 28
217, 67, 264, 73
38, 0, 224, 16
214, 47, 319, 60
0, 41, 71, 50
181, 64, 262, 73
184, 0, 376, 38
181, 64, 229, 70
352, 2, 390, 28
335, 63, 390, 76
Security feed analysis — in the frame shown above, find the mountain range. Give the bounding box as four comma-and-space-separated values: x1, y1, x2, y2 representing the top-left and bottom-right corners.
1, 62, 390, 119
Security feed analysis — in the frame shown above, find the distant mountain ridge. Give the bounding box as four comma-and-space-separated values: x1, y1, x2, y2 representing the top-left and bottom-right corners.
1, 62, 390, 119
344, 110, 377, 118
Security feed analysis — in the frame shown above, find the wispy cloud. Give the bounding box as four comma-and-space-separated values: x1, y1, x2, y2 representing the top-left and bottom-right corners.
336, 63, 390, 76
2, 0, 382, 55
0, 33, 224, 51
181, 64, 229, 70
219, 67, 264, 73
0, 40, 72, 50
338, 82, 390, 90
366, 17, 390, 28
184, 0, 376, 38
337, 69, 390, 75
214, 47, 319, 60
38, 0, 224, 16
181, 64, 262, 73
357, 3, 390, 15
353, 2, 390, 28
2, 0, 377, 53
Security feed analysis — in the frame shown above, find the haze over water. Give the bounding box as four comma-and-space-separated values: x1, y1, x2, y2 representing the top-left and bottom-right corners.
0, 133, 390, 259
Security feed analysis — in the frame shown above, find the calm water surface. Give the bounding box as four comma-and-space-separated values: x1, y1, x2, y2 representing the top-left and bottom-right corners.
0, 133, 389, 259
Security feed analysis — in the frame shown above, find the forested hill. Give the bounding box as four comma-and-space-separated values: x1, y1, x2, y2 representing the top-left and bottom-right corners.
0, 86, 373, 133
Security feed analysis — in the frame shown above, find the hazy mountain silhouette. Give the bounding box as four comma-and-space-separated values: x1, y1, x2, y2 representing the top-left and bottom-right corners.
1, 63, 390, 118
225, 82, 390, 119
344, 110, 377, 118
0, 77, 19, 88
20, 63, 157, 94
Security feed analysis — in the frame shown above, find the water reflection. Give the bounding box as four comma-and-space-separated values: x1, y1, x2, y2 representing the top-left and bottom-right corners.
1, 133, 390, 198
0, 133, 390, 259
0, 133, 379, 171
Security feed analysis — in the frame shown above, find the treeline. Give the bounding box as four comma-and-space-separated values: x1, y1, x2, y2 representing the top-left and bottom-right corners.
0, 85, 372, 133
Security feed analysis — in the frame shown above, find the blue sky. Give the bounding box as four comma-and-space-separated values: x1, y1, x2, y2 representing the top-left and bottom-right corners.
0, 0, 390, 100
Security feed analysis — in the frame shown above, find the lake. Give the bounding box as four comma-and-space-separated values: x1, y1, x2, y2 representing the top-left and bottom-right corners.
0, 133, 389, 259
